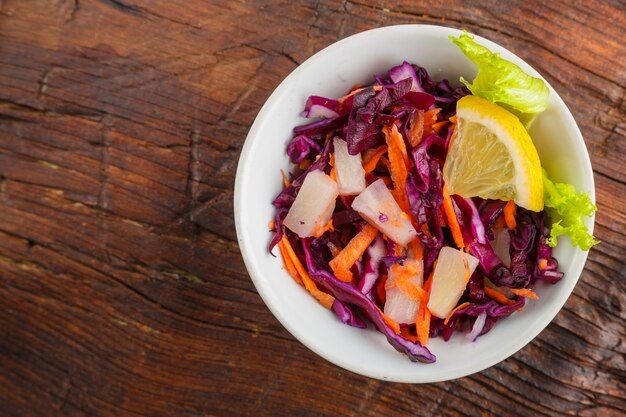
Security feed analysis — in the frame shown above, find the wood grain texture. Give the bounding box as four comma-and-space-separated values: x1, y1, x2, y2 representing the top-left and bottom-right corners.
0, 0, 624, 416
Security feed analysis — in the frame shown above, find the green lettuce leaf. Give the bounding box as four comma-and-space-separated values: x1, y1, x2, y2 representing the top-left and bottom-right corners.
542, 170, 599, 250
449, 33, 549, 115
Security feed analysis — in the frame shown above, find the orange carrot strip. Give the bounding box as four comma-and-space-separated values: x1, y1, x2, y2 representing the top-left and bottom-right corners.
444, 302, 470, 325
449, 115, 457, 124
504, 201, 517, 229
442, 184, 465, 249
313, 219, 334, 238
362, 145, 388, 174
409, 239, 424, 260
423, 108, 442, 135
384, 124, 410, 213
329, 224, 379, 282
376, 306, 401, 334
409, 110, 425, 147
493, 214, 507, 230
299, 159, 312, 170
431, 121, 449, 134
394, 268, 428, 303
400, 326, 419, 343
538, 259, 548, 271
484, 286, 516, 305
415, 304, 431, 346
278, 240, 303, 285
391, 124, 410, 167
509, 288, 539, 300
280, 169, 290, 188
280, 236, 334, 308
268, 219, 276, 231
439, 206, 447, 227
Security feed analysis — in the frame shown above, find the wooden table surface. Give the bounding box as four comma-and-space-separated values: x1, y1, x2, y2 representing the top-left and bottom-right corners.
0, 1, 624, 416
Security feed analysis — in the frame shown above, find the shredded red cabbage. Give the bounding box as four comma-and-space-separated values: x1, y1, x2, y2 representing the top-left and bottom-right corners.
269, 62, 562, 363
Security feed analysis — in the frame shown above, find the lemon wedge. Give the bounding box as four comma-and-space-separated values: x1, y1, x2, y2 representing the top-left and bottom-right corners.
443, 95, 544, 211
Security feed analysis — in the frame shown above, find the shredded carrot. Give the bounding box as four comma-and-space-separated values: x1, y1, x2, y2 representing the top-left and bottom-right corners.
268, 219, 275, 231
383, 124, 411, 213
509, 288, 539, 300
409, 110, 425, 147
423, 108, 442, 135
299, 159, 312, 170
280, 169, 290, 188
329, 224, 379, 282
484, 286, 516, 305
362, 145, 388, 174
277, 240, 303, 285
393, 266, 428, 303
391, 124, 410, 167
375, 274, 388, 305
280, 236, 334, 308
493, 214, 507, 230
444, 302, 470, 325
415, 304, 431, 346
400, 326, 419, 343
449, 115, 457, 125
504, 201, 517, 229
442, 184, 465, 249
376, 306, 401, 334
439, 207, 447, 227
431, 120, 449, 134
312, 219, 334, 238
538, 259, 548, 271
409, 239, 424, 260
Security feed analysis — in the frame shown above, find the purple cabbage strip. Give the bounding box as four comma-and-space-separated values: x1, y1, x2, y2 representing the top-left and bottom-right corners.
332, 209, 362, 227
479, 200, 507, 231
332, 300, 367, 328
268, 207, 288, 255
302, 238, 435, 363
346, 79, 413, 155
301, 96, 341, 118
450, 195, 474, 245
414, 65, 436, 94
454, 196, 487, 244
358, 235, 386, 295
293, 114, 348, 136
407, 134, 446, 252
389, 61, 425, 92
468, 241, 506, 276
466, 311, 487, 342
287, 134, 321, 164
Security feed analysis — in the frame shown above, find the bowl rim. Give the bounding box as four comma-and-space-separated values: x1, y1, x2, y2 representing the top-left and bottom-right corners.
234, 24, 595, 383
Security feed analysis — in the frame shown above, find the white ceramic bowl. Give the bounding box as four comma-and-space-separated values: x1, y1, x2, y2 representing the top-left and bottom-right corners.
234, 25, 594, 383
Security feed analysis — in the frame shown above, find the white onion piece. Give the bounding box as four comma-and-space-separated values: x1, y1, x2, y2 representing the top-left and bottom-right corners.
490, 228, 511, 267
333, 137, 366, 196
283, 170, 338, 238
351, 179, 418, 246
427, 247, 480, 319
383, 259, 424, 324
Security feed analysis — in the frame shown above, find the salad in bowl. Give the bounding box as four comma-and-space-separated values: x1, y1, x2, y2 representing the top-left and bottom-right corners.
235, 25, 597, 382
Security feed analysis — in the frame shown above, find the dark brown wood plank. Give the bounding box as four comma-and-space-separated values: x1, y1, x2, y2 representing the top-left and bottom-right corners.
0, 0, 624, 416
